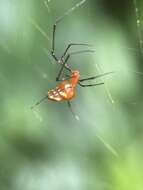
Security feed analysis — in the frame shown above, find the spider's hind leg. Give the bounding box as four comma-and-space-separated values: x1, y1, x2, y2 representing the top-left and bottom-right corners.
79, 72, 114, 82
78, 82, 104, 87
67, 101, 79, 121
78, 71, 114, 87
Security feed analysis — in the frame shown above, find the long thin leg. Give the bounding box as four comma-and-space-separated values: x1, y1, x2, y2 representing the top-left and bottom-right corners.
78, 82, 104, 87
69, 49, 95, 56
67, 101, 79, 120
51, 0, 87, 61
56, 49, 96, 81
31, 96, 48, 109
59, 49, 95, 74
51, 23, 58, 61
79, 72, 114, 82
56, 54, 70, 81
61, 43, 93, 59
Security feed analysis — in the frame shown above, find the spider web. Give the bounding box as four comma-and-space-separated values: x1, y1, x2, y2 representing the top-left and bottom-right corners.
0, 0, 143, 190
40, 0, 143, 161
29, 0, 143, 151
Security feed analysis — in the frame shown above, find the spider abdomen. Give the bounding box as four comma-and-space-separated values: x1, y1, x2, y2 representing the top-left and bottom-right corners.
47, 81, 75, 101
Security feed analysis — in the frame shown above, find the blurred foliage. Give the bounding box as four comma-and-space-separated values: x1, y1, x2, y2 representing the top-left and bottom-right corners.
0, 0, 143, 189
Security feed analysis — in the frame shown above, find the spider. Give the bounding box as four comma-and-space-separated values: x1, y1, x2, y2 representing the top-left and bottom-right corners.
31, 0, 113, 119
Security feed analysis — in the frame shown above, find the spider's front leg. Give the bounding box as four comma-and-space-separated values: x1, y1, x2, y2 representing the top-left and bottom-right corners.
51, 22, 59, 61
56, 48, 96, 81
61, 43, 93, 59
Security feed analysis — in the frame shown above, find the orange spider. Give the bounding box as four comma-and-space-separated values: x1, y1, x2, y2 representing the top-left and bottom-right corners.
31, 0, 113, 118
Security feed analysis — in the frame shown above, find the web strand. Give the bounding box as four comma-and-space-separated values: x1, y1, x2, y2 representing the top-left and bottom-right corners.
133, 0, 143, 58
56, 0, 87, 23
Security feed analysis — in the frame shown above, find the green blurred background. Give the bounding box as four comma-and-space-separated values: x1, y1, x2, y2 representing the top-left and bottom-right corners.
0, 0, 143, 189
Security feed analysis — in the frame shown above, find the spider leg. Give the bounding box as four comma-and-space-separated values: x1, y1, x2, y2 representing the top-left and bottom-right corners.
50, 20, 71, 77
79, 71, 114, 82
51, 0, 87, 61
56, 54, 70, 81
51, 26, 93, 69
50, 22, 71, 71
56, 49, 96, 81
61, 43, 93, 59
68, 49, 95, 56
78, 72, 114, 87
78, 82, 104, 87
31, 96, 48, 109
67, 101, 79, 120
51, 23, 58, 61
